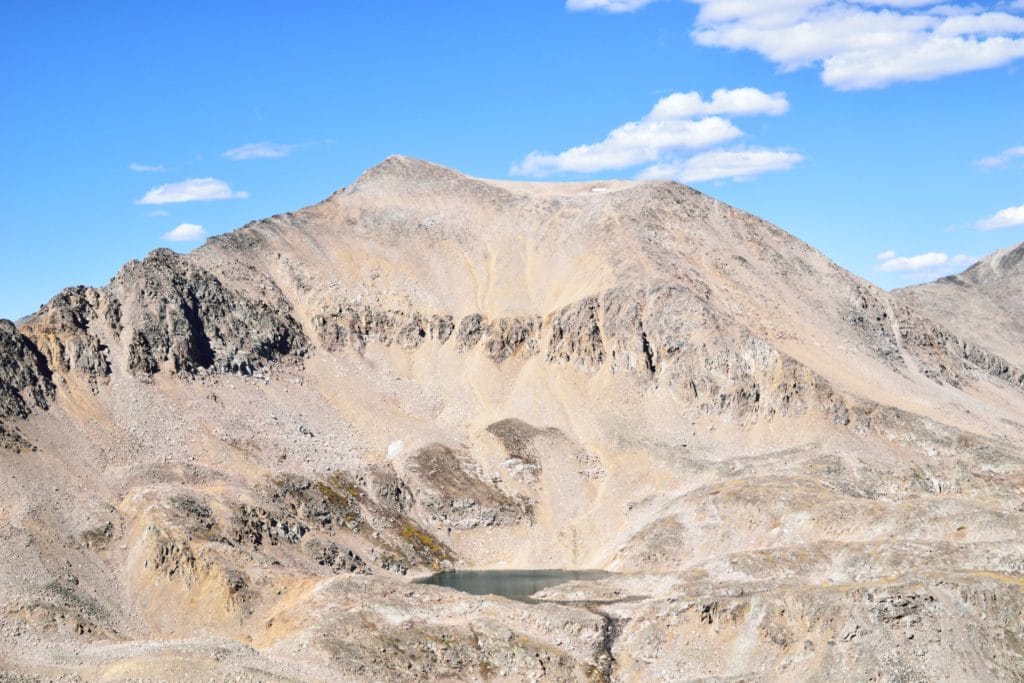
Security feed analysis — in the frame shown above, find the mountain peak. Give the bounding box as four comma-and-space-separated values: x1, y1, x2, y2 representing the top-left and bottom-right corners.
960, 240, 1024, 282
896, 239, 1024, 368
342, 155, 646, 201
5, 158, 1024, 681
350, 155, 473, 190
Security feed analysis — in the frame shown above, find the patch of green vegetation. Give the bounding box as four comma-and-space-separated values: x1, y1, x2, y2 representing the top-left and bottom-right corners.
399, 523, 449, 563
316, 480, 353, 509
318, 473, 365, 508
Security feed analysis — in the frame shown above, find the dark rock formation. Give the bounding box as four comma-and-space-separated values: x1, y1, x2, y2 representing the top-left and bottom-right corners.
21, 286, 115, 385
305, 539, 367, 574
547, 296, 605, 370
408, 444, 532, 529
482, 316, 542, 363
109, 249, 307, 376
486, 418, 542, 465
226, 474, 453, 575
312, 304, 432, 352
456, 313, 485, 349
0, 319, 53, 419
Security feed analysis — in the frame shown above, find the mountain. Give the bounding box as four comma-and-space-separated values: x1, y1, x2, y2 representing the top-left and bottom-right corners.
895, 242, 1024, 368
1, 156, 1023, 681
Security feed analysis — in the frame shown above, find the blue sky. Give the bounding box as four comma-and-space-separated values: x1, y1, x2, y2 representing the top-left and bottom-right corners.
1, 0, 1022, 320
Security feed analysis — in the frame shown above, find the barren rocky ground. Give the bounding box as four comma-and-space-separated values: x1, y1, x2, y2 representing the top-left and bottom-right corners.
1, 156, 1023, 681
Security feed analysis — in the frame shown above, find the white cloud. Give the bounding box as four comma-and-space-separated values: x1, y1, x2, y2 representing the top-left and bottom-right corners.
222, 142, 300, 161
977, 204, 1024, 229
514, 117, 742, 175
161, 223, 208, 242
682, 1, 1024, 90
639, 147, 805, 182
876, 249, 896, 260
936, 12, 1024, 35
648, 87, 789, 119
512, 87, 793, 178
876, 250, 974, 272
566, 0, 657, 12
822, 33, 1024, 90
136, 178, 248, 205
975, 145, 1024, 168
129, 162, 165, 172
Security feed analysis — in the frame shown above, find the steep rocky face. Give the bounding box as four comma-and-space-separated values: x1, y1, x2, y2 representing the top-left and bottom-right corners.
108, 248, 308, 376
19, 286, 115, 383
0, 320, 52, 420
16, 248, 309, 383
309, 286, 854, 424
2, 157, 1024, 681
0, 320, 52, 451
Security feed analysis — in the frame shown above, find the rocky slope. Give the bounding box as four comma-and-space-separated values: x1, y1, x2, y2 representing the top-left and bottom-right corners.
0, 157, 1023, 681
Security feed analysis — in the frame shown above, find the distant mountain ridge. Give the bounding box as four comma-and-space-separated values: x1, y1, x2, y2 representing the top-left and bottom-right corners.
896, 240, 1024, 369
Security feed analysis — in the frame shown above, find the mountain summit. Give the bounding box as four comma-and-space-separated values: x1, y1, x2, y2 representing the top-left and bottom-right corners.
1, 158, 1023, 680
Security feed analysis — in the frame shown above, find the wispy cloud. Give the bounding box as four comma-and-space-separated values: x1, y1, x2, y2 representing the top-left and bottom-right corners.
647, 88, 789, 119
222, 142, 300, 161
512, 87, 799, 182
693, 1, 1024, 90
875, 250, 974, 273
975, 145, 1024, 168
129, 162, 165, 172
136, 178, 248, 205
977, 204, 1024, 230
640, 147, 805, 183
161, 223, 208, 242
513, 117, 742, 175
566, 0, 657, 12
147, 209, 170, 217
570, 1, 1024, 90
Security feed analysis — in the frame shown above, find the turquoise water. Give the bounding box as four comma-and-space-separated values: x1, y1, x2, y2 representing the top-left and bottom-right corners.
413, 569, 612, 604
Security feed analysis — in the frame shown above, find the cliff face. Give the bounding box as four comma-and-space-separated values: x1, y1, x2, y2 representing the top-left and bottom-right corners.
2, 157, 1024, 681
0, 320, 52, 451
0, 320, 51, 419
18, 249, 307, 383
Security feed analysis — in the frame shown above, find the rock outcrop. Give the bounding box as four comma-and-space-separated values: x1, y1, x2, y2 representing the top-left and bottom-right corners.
19, 286, 115, 384
0, 320, 52, 420
108, 248, 308, 376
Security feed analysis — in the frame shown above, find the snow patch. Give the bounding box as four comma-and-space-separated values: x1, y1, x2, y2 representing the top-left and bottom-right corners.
387, 440, 405, 460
